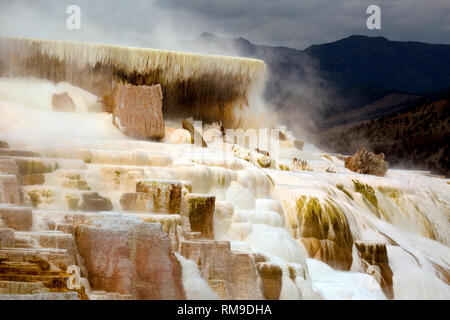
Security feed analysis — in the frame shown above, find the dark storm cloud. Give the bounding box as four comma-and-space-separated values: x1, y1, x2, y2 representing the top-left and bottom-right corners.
0, 0, 449, 49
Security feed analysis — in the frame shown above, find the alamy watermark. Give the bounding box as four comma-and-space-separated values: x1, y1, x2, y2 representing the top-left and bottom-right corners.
65, 4, 380, 32
66, 5, 81, 30
67, 265, 82, 290
367, 5, 381, 30
178, 120, 285, 161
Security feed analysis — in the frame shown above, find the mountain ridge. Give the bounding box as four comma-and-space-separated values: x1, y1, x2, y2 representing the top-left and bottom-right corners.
189, 33, 450, 175
190, 33, 450, 133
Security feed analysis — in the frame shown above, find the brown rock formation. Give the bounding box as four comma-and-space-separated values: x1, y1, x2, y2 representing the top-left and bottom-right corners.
75, 221, 185, 300
0, 207, 32, 231
0, 159, 19, 176
355, 241, 394, 299
0, 175, 21, 205
278, 131, 288, 141
79, 192, 113, 212
255, 148, 270, 157
0, 38, 264, 129
295, 196, 354, 270
293, 140, 304, 151
0, 141, 9, 149
52, 92, 76, 112
179, 240, 264, 299
345, 147, 388, 177
230, 253, 264, 300
135, 180, 182, 214
180, 240, 231, 284
256, 262, 283, 300
0, 225, 90, 300
181, 194, 215, 239
107, 84, 165, 139
22, 174, 45, 186
0, 228, 15, 248
120, 192, 153, 212
13, 158, 55, 176
0, 150, 39, 157
292, 158, 310, 171
301, 238, 353, 271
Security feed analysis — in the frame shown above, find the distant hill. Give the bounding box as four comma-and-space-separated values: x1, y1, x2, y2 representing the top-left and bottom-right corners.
304, 35, 450, 94
315, 96, 450, 177
190, 33, 450, 132
319, 93, 422, 128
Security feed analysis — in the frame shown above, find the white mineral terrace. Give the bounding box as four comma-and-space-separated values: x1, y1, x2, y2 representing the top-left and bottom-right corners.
0, 78, 449, 300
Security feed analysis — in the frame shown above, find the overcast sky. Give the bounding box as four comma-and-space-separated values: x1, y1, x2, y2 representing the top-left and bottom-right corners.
1, 0, 449, 50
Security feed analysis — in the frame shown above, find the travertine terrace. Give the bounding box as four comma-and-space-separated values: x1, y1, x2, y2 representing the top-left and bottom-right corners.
0, 38, 265, 128
0, 39, 449, 300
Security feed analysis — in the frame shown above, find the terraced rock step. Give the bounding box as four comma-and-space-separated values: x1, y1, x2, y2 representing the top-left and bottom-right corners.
0, 228, 15, 248
0, 206, 32, 230
181, 194, 215, 239
0, 175, 20, 204
0, 225, 89, 299
0, 135, 291, 301
256, 262, 282, 300
120, 192, 156, 212
0, 280, 47, 294
135, 179, 182, 214
0, 248, 76, 269
0, 159, 19, 176
355, 241, 394, 299
179, 240, 264, 299
21, 174, 46, 186
0, 137, 270, 300
75, 220, 185, 300
0, 150, 40, 157
0, 141, 9, 149
0, 255, 69, 293
14, 231, 76, 251
12, 157, 87, 176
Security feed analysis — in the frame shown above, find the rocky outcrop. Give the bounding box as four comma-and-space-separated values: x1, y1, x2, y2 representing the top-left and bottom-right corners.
179, 240, 264, 300
0, 226, 90, 300
0, 159, 19, 177
0, 141, 9, 149
135, 180, 182, 214
52, 92, 76, 112
0, 228, 15, 248
301, 238, 353, 271
12, 158, 55, 176
292, 158, 310, 171
256, 262, 283, 300
108, 84, 165, 139
181, 194, 215, 239
345, 147, 388, 177
75, 221, 185, 300
293, 140, 304, 151
60, 173, 90, 191
22, 174, 45, 186
0, 207, 32, 231
0, 175, 20, 205
255, 148, 270, 157
295, 196, 354, 270
355, 241, 394, 299
230, 253, 264, 300
278, 131, 288, 141
79, 192, 113, 212
120, 192, 153, 212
